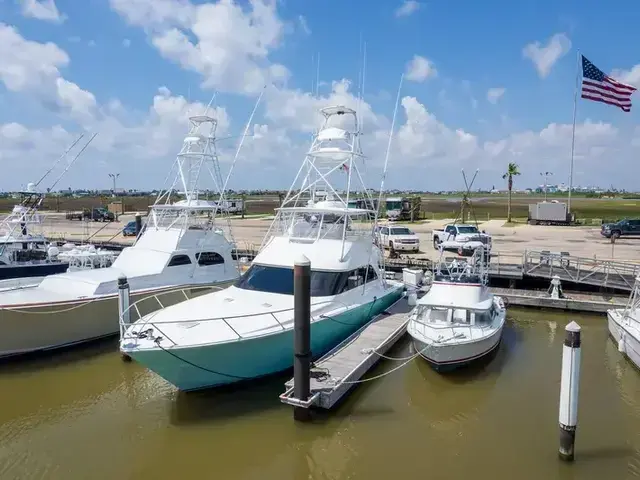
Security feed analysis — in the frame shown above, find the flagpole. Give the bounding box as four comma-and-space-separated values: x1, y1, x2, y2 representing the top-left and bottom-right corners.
568, 50, 581, 214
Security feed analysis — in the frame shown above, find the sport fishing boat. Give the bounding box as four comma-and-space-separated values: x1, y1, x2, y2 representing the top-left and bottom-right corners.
407, 247, 506, 371
121, 105, 405, 391
0, 114, 244, 358
0, 134, 101, 283
608, 275, 640, 369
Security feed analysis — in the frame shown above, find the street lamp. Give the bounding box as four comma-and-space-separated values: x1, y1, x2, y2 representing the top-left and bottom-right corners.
108, 173, 120, 196
540, 171, 553, 202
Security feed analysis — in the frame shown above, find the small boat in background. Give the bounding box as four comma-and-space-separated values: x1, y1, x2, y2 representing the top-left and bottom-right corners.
608, 275, 640, 369
407, 247, 506, 371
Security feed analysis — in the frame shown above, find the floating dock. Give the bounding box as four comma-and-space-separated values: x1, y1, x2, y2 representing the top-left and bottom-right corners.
489, 287, 627, 314
280, 297, 413, 410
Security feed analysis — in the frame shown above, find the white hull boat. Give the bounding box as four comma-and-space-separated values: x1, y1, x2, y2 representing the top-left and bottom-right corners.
607, 276, 640, 369
407, 249, 506, 372
0, 113, 245, 358
122, 105, 405, 391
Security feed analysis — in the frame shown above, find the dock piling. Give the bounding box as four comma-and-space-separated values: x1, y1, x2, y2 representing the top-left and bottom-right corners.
135, 214, 142, 236
558, 321, 581, 462
293, 255, 312, 422
118, 274, 132, 362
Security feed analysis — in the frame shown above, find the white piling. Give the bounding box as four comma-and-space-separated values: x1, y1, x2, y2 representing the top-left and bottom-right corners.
558, 321, 581, 462
118, 274, 132, 362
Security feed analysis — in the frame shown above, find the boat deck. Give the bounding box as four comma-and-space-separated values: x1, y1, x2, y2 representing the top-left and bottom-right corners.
280, 297, 412, 410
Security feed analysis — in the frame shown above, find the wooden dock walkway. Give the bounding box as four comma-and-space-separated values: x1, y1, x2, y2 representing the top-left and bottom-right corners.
280, 297, 412, 410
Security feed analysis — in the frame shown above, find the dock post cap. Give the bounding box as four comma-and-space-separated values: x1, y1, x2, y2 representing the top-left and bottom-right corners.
565, 321, 581, 333
294, 254, 311, 266
117, 274, 128, 283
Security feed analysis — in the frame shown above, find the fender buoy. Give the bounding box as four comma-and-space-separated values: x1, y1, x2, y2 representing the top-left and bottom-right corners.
619, 331, 626, 354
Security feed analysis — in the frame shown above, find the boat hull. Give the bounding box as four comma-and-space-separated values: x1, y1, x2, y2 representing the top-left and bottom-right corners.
410, 325, 503, 373
0, 261, 69, 280
126, 288, 403, 391
608, 310, 640, 369
0, 283, 228, 359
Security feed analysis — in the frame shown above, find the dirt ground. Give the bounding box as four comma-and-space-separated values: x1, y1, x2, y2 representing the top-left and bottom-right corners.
35, 214, 639, 264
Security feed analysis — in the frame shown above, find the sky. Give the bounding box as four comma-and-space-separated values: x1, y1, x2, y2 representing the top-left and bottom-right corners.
1, 0, 640, 193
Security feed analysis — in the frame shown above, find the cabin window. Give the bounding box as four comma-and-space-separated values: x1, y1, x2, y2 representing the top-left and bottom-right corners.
167, 254, 192, 267
235, 264, 346, 297
196, 252, 225, 266
340, 265, 378, 292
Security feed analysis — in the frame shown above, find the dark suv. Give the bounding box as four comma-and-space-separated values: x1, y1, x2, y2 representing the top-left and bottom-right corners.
601, 219, 640, 239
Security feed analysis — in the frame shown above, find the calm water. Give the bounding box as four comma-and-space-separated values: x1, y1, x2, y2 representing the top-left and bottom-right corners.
1, 308, 639, 480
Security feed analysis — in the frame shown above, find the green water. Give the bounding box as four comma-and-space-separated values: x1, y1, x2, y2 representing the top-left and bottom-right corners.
0, 308, 639, 480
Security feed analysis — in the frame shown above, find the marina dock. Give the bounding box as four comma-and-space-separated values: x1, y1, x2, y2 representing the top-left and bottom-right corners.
280, 297, 413, 410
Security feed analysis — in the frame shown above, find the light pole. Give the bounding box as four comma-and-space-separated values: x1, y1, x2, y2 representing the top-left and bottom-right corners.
108, 173, 120, 197
540, 171, 553, 202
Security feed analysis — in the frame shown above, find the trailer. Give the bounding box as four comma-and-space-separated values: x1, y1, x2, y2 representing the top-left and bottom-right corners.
528, 201, 572, 226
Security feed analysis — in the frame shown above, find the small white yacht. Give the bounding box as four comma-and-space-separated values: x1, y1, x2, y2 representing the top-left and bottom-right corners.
608, 276, 640, 369
121, 105, 405, 391
407, 248, 506, 371
0, 114, 242, 358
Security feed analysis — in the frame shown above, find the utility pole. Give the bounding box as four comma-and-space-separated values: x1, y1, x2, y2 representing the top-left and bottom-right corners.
108, 173, 120, 197
540, 171, 553, 202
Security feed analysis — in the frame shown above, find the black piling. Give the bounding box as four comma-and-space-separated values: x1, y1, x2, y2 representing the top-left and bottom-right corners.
293, 255, 312, 422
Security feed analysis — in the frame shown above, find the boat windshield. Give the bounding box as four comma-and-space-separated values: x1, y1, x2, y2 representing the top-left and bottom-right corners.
457, 226, 479, 234
235, 264, 377, 297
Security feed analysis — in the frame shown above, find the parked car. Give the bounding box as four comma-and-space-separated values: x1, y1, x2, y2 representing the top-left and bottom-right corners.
66, 208, 115, 222
601, 219, 640, 239
122, 221, 137, 237
432, 224, 492, 255
376, 225, 420, 252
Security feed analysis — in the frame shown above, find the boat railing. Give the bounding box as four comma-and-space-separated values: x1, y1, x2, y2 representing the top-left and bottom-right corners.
119, 293, 358, 347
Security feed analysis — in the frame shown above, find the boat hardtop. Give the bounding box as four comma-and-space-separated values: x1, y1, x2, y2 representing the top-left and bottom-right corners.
417, 280, 494, 312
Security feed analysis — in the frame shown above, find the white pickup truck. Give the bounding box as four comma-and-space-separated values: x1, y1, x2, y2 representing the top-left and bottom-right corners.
431, 224, 492, 255
376, 225, 420, 252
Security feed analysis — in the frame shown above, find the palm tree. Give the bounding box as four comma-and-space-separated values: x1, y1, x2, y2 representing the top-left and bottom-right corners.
502, 163, 521, 223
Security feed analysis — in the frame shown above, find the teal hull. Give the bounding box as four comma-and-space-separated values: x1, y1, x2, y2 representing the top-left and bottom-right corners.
130, 287, 403, 391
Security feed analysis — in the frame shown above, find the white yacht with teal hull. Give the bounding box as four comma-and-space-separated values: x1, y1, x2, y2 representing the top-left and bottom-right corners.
120, 105, 404, 391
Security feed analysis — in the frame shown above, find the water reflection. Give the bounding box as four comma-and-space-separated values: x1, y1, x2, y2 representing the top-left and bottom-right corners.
0, 309, 639, 479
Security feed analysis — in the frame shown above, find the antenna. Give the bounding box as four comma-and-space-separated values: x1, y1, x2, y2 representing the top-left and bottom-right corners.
455, 168, 480, 226
311, 53, 315, 94
34, 134, 85, 189
48, 133, 98, 192
315, 53, 320, 97
374, 74, 404, 228
218, 86, 266, 204
368, 73, 404, 280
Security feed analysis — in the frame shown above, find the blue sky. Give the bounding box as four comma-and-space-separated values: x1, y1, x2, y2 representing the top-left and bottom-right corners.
1, 0, 639, 192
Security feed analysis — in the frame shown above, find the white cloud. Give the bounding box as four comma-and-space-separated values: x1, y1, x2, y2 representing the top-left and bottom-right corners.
610, 64, 640, 89
523, 33, 571, 78
405, 55, 437, 82
2, 1, 640, 192
0, 24, 96, 121
110, 0, 290, 95
487, 87, 505, 104
264, 79, 384, 134
298, 15, 311, 35
395, 0, 420, 17
19, 0, 66, 23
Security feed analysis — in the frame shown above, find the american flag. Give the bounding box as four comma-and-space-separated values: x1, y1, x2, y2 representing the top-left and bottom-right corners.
581, 55, 636, 112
